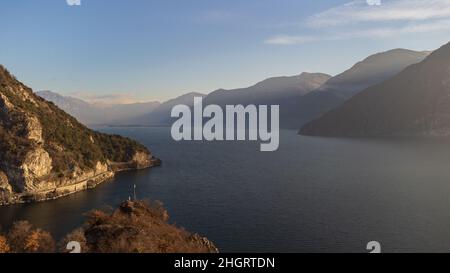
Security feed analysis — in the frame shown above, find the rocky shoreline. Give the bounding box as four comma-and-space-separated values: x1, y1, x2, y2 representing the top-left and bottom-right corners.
0, 156, 161, 206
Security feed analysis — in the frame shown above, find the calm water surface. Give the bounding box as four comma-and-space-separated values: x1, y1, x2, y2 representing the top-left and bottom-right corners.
1, 127, 450, 252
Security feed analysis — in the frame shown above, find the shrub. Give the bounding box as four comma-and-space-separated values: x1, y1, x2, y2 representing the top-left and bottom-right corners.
7, 221, 55, 253
0, 235, 10, 253
24, 229, 55, 253
59, 228, 89, 253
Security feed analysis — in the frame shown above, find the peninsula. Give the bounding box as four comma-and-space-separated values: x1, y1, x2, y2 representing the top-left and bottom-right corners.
0, 66, 161, 205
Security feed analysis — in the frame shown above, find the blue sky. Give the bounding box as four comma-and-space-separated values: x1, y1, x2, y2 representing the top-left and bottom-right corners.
1, 0, 450, 103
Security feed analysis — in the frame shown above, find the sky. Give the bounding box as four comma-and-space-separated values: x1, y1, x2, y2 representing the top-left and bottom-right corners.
1, 0, 450, 103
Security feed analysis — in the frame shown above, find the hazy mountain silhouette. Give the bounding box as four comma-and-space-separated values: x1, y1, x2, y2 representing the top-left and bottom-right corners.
316, 49, 432, 98
204, 73, 331, 105
300, 42, 450, 137
203, 73, 331, 128
36, 91, 160, 125
197, 49, 429, 129
289, 49, 431, 129
38, 49, 430, 129
133, 92, 206, 126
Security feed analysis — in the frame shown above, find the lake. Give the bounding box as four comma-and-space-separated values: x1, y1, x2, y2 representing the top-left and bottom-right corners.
1, 127, 450, 252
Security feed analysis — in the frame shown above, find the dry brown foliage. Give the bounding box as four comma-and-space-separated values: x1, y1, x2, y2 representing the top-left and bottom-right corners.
0, 200, 217, 253
78, 200, 217, 253
6, 221, 55, 253
0, 235, 10, 253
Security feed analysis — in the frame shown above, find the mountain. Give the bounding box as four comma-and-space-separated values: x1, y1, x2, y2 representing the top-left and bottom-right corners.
198, 49, 429, 129
132, 73, 329, 128
202, 73, 332, 128
300, 42, 450, 137
204, 72, 331, 105
289, 49, 431, 129
36, 91, 160, 126
37, 90, 205, 127
0, 65, 160, 205
315, 49, 432, 98
36, 49, 430, 130
133, 92, 206, 126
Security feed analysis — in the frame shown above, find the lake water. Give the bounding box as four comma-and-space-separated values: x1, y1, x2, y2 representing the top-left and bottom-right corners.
2, 127, 450, 252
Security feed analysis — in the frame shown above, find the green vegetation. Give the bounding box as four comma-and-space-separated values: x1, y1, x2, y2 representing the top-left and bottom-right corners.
0, 65, 149, 177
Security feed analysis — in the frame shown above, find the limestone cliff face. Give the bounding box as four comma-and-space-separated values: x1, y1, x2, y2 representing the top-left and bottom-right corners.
8, 147, 53, 192
133, 151, 152, 168
0, 172, 12, 193
24, 115, 44, 143
0, 65, 160, 205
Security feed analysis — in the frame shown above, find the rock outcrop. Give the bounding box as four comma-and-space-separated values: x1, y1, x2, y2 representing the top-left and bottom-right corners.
63, 200, 219, 253
14, 147, 53, 192
0, 65, 160, 205
0, 172, 12, 193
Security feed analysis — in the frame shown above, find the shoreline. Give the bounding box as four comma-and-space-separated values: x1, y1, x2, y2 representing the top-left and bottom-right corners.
0, 157, 162, 206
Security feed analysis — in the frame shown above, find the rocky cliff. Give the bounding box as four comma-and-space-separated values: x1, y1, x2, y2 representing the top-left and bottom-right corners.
0, 66, 160, 205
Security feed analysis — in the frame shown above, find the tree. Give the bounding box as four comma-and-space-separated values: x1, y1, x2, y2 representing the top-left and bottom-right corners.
24, 229, 55, 253
7, 221, 32, 252
0, 235, 10, 253
59, 229, 89, 253
7, 221, 55, 253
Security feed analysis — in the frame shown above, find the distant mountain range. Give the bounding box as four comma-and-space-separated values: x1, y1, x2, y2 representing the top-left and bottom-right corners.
300, 42, 450, 137
36, 91, 161, 126
37, 47, 432, 130
202, 73, 331, 128
203, 72, 331, 105
199, 49, 429, 129
39, 72, 330, 128
36, 91, 206, 127
314, 49, 432, 99
132, 92, 206, 126
283, 49, 431, 129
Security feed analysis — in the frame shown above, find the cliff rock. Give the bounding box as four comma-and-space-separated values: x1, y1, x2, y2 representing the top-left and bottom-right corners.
0, 65, 159, 205
0, 172, 12, 193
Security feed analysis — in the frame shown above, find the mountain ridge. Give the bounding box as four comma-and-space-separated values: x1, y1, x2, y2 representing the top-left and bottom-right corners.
315, 48, 432, 98
132, 92, 206, 126
202, 72, 332, 129
36, 48, 431, 130
36, 91, 161, 126
286, 48, 431, 129
299, 42, 450, 137
204, 72, 331, 105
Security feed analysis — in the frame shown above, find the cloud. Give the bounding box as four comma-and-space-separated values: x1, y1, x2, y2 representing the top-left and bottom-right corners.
265, 18, 450, 45
308, 0, 450, 28
69, 92, 141, 105
366, 0, 382, 6
265, 0, 450, 45
264, 35, 322, 45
